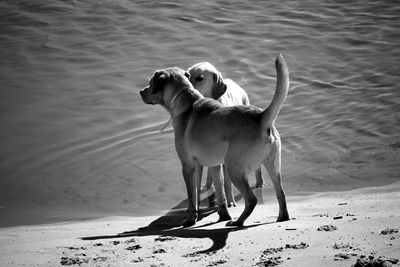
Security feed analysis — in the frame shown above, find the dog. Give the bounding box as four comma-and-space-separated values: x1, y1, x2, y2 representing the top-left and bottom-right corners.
187, 62, 265, 208
140, 54, 290, 227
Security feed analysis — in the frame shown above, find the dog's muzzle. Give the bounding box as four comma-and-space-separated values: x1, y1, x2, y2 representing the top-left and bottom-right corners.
140, 87, 149, 103
139, 88, 145, 97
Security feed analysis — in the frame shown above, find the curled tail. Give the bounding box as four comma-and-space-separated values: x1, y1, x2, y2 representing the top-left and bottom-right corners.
262, 53, 289, 129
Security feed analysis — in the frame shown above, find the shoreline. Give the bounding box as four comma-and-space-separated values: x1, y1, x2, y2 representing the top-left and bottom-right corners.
1, 182, 399, 266
2, 179, 399, 229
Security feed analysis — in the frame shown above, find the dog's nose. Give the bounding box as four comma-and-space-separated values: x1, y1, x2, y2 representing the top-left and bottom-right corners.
139, 89, 144, 96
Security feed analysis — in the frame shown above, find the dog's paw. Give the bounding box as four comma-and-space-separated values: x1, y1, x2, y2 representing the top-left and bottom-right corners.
217, 207, 232, 222
226, 220, 243, 227
182, 218, 197, 227
276, 215, 290, 222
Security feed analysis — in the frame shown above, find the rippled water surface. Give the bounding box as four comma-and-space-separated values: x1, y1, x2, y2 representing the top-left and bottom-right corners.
0, 0, 399, 227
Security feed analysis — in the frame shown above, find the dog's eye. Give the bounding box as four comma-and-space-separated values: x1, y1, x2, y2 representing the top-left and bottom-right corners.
150, 72, 168, 94
195, 76, 204, 82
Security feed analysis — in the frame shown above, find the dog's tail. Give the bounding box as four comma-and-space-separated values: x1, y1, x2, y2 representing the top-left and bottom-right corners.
262, 53, 289, 130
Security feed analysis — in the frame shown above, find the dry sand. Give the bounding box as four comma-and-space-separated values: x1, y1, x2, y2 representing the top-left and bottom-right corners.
1, 183, 399, 267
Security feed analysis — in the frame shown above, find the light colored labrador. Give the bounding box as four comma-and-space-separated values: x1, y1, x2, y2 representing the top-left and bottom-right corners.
140, 54, 290, 227
187, 62, 265, 208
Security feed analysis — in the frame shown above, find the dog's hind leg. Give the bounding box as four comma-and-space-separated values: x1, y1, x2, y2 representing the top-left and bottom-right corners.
203, 168, 216, 207
205, 168, 213, 190
263, 139, 289, 222
209, 165, 231, 222
254, 166, 265, 188
181, 162, 202, 227
223, 165, 237, 207
225, 168, 257, 227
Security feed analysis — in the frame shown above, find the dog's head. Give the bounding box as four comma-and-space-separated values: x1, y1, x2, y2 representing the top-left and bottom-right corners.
187, 62, 227, 100
140, 67, 191, 106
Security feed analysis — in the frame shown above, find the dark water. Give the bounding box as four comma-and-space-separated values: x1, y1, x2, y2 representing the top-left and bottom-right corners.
0, 0, 399, 227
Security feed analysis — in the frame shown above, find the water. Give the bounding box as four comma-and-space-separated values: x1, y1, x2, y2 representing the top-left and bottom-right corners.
0, 0, 399, 227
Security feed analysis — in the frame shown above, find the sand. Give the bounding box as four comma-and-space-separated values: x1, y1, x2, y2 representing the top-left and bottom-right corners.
0, 183, 399, 266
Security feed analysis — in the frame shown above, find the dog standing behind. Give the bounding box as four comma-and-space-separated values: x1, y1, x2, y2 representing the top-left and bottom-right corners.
140, 54, 290, 227
187, 62, 265, 207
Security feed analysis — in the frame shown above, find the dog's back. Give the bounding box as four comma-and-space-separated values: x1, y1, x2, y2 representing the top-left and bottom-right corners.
219, 79, 250, 106
184, 98, 265, 166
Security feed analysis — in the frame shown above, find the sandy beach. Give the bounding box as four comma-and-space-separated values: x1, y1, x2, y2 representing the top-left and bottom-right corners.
1, 182, 399, 266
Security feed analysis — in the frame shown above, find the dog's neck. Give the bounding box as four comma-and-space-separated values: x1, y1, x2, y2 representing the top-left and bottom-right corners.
167, 85, 203, 121
170, 88, 186, 107
159, 89, 186, 131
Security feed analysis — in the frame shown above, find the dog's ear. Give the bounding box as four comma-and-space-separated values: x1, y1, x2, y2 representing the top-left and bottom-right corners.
211, 71, 227, 99
184, 71, 191, 80
151, 71, 168, 94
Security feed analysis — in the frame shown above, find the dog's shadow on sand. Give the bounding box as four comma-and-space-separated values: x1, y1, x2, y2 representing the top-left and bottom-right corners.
81, 194, 274, 254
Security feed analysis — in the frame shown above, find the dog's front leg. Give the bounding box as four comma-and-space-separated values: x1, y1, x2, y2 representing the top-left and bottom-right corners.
196, 165, 203, 211
223, 165, 237, 207
181, 162, 201, 227
209, 165, 232, 222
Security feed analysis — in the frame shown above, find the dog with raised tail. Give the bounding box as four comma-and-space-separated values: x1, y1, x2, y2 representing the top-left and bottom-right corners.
140, 54, 290, 227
